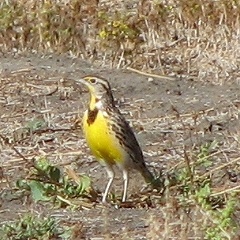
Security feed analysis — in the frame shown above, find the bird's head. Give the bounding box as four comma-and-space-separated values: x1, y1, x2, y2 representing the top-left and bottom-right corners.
76, 76, 114, 110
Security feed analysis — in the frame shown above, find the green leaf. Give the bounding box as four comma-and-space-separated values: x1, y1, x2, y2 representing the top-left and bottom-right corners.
35, 157, 50, 172
49, 166, 61, 182
28, 180, 51, 202
26, 118, 46, 132
78, 175, 91, 194
16, 179, 30, 190
59, 226, 74, 240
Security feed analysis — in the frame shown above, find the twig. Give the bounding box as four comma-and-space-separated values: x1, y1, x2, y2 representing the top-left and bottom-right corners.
210, 185, 240, 197
10, 68, 33, 74
127, 67, 175, 80
0, 133, 30, 163
200, 156, 240, 180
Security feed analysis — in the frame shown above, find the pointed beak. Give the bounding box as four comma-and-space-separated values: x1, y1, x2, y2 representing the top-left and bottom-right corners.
75, 78, 91, 88
75, 78, 87, 85
75, 78, 94, 93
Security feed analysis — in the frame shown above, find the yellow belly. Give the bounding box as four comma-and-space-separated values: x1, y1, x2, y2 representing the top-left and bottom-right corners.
82, 110, 124, 166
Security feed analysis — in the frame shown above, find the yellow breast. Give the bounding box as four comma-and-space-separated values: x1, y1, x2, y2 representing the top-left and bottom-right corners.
82, 110, 125, 165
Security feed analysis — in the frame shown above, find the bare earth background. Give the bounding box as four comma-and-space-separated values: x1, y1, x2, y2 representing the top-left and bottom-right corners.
0, 53, 239, 239
0, 0, 240, 239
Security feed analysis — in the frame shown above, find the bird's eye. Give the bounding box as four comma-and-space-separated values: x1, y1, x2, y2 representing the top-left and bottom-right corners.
89, 78, 96, 84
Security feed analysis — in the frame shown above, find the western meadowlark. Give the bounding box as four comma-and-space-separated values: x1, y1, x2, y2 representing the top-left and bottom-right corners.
76, 76, 161, 203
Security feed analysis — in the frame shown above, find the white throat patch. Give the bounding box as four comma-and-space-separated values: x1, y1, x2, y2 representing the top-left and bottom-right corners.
95, 100, 103, 109
95, 99, 109, 117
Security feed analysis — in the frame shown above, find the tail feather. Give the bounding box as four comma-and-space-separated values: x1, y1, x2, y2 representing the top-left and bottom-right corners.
141, 166, 163, 190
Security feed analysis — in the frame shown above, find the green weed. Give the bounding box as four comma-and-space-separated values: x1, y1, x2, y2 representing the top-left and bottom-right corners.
170, 141, 238, 239
204, 195, 237, 240
16, 157, 97, 208
0, 214, 73, 240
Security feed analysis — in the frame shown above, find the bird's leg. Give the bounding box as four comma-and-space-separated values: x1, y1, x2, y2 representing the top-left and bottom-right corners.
122, 169, 129, 202
102, 165, 115, 203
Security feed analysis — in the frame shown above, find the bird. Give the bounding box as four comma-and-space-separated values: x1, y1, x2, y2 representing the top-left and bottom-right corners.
76, 75, 161, 203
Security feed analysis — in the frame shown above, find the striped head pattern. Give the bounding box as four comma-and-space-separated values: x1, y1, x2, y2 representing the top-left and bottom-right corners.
76, 76, 115, 111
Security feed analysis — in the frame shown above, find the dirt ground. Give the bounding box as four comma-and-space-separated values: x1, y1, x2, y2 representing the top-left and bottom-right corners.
0, 53, 240, 239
